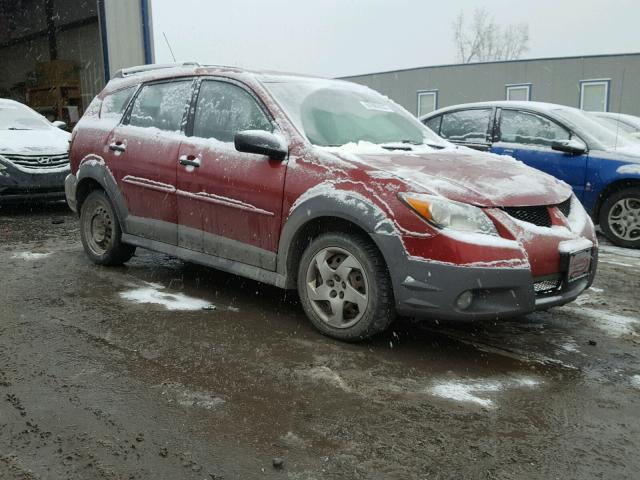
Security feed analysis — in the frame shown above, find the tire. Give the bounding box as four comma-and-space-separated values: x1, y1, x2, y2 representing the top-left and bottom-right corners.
297, 232, 395, 341
79, 189, 135, 265
598, 187, 640, 249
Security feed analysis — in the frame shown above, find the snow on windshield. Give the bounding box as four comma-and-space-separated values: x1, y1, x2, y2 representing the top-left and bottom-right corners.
553, 107, 636, 149
0, 102, 51, 130
263, 79, 448, 148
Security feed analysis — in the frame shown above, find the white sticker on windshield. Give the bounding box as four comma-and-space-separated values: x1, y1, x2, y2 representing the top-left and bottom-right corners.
360, 101, 394, 112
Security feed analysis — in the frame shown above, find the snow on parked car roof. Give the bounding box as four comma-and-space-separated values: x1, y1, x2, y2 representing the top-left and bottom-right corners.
419, 100, 579, 120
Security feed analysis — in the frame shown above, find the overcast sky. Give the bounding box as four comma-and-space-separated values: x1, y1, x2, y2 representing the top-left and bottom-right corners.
151, 0, 640, 78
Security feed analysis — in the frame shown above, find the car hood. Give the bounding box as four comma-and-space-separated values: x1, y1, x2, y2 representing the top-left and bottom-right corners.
0, 128, 70, 156
328, 146, 572, 207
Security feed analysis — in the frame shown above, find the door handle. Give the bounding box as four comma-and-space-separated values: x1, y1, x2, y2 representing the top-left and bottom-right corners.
109, 141, 126, 152
179, 154, 200, 167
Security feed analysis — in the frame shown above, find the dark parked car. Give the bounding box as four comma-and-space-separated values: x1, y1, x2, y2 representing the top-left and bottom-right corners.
0, 99, 71, 203
421, 101, 640, 248
65, 64, 597, 340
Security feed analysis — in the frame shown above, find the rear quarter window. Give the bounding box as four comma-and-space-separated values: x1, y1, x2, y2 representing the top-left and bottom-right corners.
101, 86, 136, 120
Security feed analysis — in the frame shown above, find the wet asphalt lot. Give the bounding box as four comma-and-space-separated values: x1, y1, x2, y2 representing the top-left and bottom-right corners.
1, 202, 639, 480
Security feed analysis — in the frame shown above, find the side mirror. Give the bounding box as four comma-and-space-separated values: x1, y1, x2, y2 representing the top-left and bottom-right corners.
552, 139, 587, 155
52, 120, 67, 130
234, 130, 288, 161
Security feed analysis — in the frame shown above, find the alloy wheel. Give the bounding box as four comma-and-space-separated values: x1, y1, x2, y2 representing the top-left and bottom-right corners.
607, 197, 640, 242
305, 246, 369, 329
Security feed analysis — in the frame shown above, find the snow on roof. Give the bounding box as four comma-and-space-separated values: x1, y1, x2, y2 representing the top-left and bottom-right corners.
0, 98, 22, 107
419, 100, 580, 120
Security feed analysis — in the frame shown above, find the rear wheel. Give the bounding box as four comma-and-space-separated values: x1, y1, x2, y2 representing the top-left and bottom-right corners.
599, 188, 640, 248
80, 190, 135, 265
297, 232, 395, 341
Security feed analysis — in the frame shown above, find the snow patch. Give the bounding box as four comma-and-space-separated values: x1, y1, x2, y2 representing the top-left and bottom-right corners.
119, 282, 212, 311
631, 375, 640, 389
158, 382, 225, 409
560, 341, 580, 353
561, 306, 639, 337
11, 252, 52, 260
428, 376, 540, 408
617, 164, 640, 175
299, 366, 351, 392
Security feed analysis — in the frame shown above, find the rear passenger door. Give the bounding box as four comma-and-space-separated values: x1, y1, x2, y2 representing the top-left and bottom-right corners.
490, 109, 589, 199
426, 108, 495, 151
175, 78, 287, 270
108, 79, 194, 244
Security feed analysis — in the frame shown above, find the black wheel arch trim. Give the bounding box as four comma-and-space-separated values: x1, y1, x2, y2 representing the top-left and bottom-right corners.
276, 191, 399, 288
75, 156, 130, 230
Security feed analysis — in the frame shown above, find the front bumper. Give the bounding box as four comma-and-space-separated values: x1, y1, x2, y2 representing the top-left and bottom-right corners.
0, 160, 69, 203
373, 233, 596, 321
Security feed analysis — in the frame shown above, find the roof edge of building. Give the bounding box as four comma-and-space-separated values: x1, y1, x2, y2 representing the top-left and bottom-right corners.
338, 51, 640, 79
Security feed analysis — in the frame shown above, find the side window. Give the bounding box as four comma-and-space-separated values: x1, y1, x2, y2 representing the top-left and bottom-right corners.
499, 110, 570, 147
101, 86, 136, 119
128, 80, 193, 132
424, 115, 442, 134
192, 80, 272, 142
440, 109, 492, 143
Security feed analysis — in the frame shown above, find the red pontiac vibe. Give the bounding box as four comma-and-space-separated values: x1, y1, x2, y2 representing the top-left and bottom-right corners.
65, 63, 598, 341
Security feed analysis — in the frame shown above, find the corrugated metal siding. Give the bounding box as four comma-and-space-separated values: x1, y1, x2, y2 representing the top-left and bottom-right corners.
343, 54, 640, 116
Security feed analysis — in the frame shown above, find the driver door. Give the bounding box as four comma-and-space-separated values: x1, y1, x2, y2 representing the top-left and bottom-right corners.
490, 108, 589, 200
175, 78, 287, 270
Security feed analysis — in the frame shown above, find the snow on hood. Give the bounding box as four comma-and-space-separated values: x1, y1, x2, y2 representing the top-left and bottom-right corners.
323, 145, 572, 208
0, 127, 70, 155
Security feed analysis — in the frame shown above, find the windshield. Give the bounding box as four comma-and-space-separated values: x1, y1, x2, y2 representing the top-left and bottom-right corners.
592, 115, 637, 135
0, 103, 51, 130
552, 107, 636, 149
263, 79, 448, 148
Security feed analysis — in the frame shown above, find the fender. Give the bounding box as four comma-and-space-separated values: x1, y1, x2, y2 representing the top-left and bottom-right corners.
74, 155, 130, 231
276, 187, 401, 288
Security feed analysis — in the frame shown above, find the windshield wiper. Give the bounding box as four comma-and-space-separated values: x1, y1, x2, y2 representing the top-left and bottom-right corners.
380, 144, 413, 151
7, 127, 32, 130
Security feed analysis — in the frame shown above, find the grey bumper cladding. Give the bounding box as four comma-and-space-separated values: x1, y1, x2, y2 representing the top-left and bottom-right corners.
371, 233, 592, 321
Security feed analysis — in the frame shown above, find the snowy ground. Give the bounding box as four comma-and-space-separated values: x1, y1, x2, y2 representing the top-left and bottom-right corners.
0, 202, 638, 479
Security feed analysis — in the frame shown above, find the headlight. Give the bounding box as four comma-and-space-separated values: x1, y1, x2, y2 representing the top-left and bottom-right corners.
399, 192, 498, 236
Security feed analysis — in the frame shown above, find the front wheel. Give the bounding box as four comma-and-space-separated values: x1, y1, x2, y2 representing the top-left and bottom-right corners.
297, 232, 395, 341
599, 188, 640, 249
80, 190, 136, 265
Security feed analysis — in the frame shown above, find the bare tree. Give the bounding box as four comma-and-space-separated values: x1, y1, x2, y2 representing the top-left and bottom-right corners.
453, 8, 529, 63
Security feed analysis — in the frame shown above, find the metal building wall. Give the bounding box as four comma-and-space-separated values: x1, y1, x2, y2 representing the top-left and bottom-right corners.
342, 53, 640, 116
101, 0, 155, 80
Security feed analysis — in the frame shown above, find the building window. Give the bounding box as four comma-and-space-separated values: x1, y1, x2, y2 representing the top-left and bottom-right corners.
506, 84, 531, 101
580, 79, 610, 112
417, 90, 438, 117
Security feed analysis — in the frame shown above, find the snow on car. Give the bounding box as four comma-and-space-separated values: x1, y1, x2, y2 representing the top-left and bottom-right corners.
421, 101, 640, 249
0, 99, 71, 203
65, 63, 598, 341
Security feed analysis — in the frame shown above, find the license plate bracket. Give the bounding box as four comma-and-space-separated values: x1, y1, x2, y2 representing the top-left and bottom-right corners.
564, 248, 592, 283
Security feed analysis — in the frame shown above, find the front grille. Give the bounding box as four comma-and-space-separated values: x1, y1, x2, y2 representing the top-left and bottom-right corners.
534, 277, 562, 296
557, 197, 572, 217
502, 206, 552, 227
2, 153, 69, 170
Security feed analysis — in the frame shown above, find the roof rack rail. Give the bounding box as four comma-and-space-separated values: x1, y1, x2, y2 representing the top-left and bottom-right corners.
113, 62, 201, 78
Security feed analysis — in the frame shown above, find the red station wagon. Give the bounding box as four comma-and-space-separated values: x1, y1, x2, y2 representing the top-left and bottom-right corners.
65, 63, 598, 341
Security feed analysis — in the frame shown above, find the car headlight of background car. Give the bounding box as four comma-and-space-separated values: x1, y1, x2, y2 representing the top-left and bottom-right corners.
400, 192, 498, 236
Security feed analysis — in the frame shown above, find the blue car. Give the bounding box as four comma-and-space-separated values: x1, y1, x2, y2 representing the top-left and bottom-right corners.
421, 101, 640, 248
